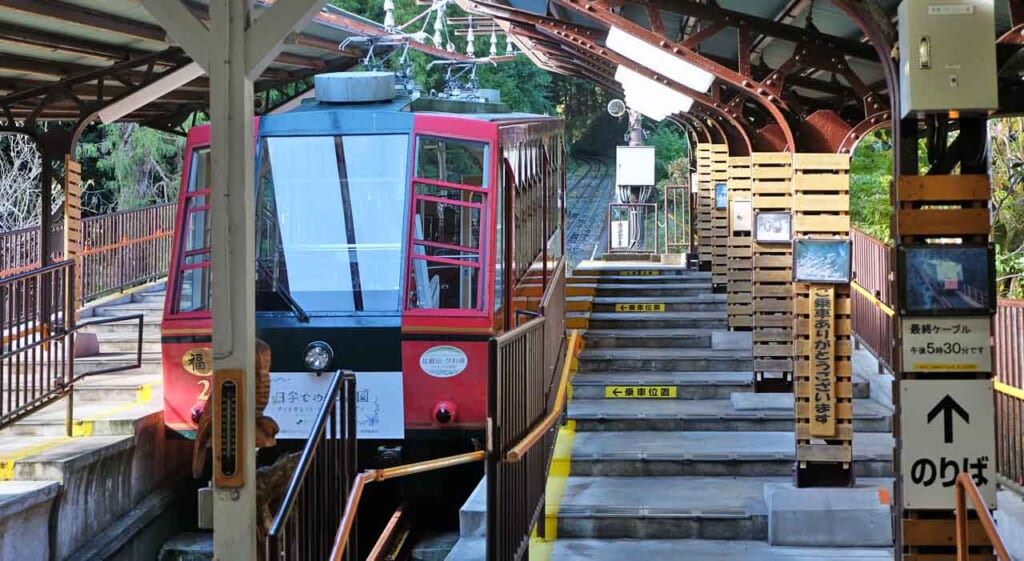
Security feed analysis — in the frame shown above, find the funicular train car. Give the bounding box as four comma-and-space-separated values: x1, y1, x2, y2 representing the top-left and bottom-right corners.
160, 72, 566, 524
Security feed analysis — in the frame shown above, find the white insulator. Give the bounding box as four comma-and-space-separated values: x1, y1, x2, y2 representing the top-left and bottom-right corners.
383, 0, 395, 28
433, 29, 442, 45
505, 40, 514, 56
489, 30, 498, 56
447, 41, 455, 52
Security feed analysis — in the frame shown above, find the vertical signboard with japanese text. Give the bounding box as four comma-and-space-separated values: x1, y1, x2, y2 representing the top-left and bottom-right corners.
810, 285, 836, 436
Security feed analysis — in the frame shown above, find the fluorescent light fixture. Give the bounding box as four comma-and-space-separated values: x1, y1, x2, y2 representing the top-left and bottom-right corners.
615, 65, 693, 121
98, 62, 205, 123
607, 26, 715, 93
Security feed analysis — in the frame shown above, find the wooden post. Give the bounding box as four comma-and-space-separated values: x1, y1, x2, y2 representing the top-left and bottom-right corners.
696, 144, 713, 271
64, 156, 83, 318
751, 153, 794, 392
792, 153, 853, 487
710, 145, 729, 292
727, 157, 753, 330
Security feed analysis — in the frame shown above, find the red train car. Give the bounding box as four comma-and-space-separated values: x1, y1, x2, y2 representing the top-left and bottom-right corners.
161, 74, 566, 474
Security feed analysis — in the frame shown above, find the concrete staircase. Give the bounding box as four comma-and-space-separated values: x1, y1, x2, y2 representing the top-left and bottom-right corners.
448, 262, 895, 560
0, 284, 190, 560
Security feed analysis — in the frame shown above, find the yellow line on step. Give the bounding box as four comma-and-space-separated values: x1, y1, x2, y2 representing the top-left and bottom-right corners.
0, 380, 159, 480
528, 334, 585, 560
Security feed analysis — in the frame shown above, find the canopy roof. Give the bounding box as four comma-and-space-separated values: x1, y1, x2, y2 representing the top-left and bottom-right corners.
0, 0, 467, 132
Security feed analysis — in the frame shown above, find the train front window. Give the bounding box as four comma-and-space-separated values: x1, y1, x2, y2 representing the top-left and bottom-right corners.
407, 136, 488, 311
256, 134, 409, 313
176, 147, 211, 314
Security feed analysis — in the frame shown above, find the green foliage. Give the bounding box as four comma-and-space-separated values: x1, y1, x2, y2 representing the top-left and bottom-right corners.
849, 128, 893, 241
76, 123, 184, 213
647, 122, 689, 184
990, 117, 1024, 297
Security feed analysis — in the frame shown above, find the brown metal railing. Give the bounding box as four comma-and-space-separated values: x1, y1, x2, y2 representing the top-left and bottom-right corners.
0, 202, 175, 301
607, 202, 659, 254
0, 261, 74, 428
488, 258, 567, 561
80, 202, 175, 301
266, 370, 358, 561
995, 299, 1024, 489
851, 228, 895, 371
954, 472, 1012, 560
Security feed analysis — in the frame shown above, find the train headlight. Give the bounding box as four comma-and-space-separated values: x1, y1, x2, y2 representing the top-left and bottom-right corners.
303, 341, 334, 372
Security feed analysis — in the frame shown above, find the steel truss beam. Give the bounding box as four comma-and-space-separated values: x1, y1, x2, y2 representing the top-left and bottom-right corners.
547, 0, 795, 150
455, 0, 753, 153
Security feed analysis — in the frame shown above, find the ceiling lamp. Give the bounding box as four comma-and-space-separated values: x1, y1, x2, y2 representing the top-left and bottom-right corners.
606, 26, 714, 93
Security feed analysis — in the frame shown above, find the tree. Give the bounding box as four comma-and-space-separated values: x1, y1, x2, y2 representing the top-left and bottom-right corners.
989, 117, 1024, 297
0, 133, 62, 231
849, 128, 893, 241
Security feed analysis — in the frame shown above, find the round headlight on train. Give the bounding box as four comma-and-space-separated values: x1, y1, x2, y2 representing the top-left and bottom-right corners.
303, 341, 334, 372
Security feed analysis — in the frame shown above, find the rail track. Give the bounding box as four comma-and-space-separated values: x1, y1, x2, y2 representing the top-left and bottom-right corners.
566, 153, 614, 266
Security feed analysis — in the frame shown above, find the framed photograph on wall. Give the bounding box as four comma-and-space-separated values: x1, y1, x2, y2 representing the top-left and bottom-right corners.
793, 238, 852, 284
731, 200, 753, 233
897, 244, 996, 316
754, 211, 791, 244
714, 183, 728, 209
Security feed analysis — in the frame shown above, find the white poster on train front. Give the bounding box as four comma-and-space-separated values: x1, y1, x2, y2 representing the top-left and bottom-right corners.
900, 316, 991, 373
264, 371, 404, 440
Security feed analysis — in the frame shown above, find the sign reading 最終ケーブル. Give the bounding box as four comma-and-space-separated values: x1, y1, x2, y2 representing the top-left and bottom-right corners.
604, 386, 677, 398
900, 379, 996, 509
900, 316, 992, 373
810, 285, 836, 437
613, 303, 665, 312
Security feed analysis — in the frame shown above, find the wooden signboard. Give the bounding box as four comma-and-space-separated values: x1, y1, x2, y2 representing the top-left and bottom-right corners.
751, 153, 794, 392
727, 157, 753, 329
64, 157, 83, 316
792, 153, 853, 487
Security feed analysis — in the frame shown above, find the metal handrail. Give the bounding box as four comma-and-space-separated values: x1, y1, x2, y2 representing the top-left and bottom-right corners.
267, 369, 348, 537
954, 472, 1011, 560
505, 329, 577, 462
327, 451, 487, 561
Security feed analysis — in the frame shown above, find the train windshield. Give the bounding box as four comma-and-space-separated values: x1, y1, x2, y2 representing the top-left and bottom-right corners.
256, 134, 409, 313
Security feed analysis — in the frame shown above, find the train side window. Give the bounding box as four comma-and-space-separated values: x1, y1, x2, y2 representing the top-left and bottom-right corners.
408, 137, 489, 311
176, 147, 211, 314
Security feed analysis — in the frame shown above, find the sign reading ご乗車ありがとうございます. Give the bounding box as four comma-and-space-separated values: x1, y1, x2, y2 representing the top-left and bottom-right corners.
809, 285, 836, 437
900, 379, 996, 510
900, 316, 991, 373
263, 371, 404, 440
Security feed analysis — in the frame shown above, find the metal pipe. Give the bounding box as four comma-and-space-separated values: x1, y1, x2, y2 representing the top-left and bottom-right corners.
954, 473, 1010, 561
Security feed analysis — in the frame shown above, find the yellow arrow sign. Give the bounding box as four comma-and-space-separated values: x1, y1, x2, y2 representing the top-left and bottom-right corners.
604, 385, 677, 398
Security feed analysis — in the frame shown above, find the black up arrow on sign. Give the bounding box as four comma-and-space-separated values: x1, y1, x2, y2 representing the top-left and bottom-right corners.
927, 394, 970, 444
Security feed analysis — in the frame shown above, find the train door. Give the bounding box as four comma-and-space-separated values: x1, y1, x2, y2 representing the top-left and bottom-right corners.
401, 115, 499, 435
161, 125, 213, 436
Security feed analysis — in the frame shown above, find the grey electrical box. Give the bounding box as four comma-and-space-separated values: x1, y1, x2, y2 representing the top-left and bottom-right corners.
898, 0, 998, 118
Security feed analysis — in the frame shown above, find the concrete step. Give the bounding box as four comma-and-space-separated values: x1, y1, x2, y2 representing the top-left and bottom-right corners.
591, 296, 726, 313
92, 300, 166, 316
584, 328, 714, 349
0, 480, 61, 560
569, 431, 893, 478
0, 414, 189, 559
0, 373, 160, 405
587, 312, 728, 330
73, 352, 163, 377
0, 399, 163, 438
131, 291, 167, 303
573, 264, 706, 276
578, 347, 751, 372
571, 371, 871, 400
554, 475, 774, 539
571, 371, 753, 399
547, 539, 893, 561
576, 275, 714, 285
567, 398, 891, 432
446, 537, 894, 561
595, 284, 713, 298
